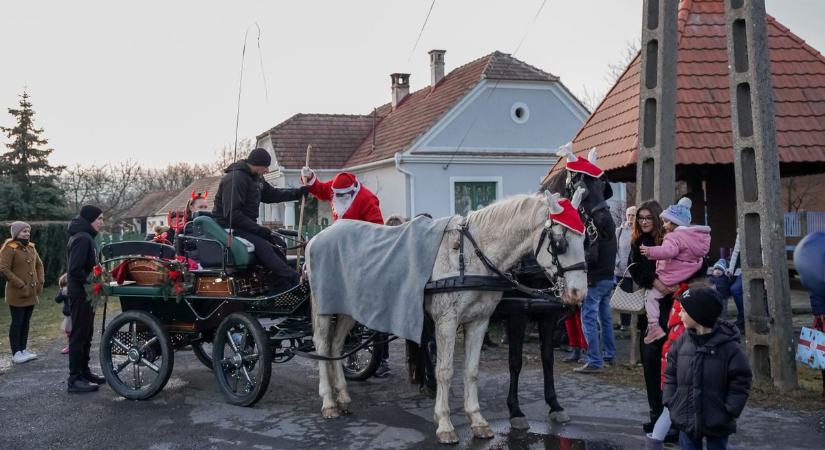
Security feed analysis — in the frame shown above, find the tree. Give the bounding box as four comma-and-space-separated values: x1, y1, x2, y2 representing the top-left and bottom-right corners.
0, 90, 67, 219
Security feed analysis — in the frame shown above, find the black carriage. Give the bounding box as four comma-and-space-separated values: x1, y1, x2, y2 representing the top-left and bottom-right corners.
97, 215, 382, 406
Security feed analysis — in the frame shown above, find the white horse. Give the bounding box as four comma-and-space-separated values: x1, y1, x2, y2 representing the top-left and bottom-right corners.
308, 189, 588, 445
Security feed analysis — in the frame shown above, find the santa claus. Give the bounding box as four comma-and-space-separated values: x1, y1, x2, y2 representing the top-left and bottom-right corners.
301, 167, 383, 225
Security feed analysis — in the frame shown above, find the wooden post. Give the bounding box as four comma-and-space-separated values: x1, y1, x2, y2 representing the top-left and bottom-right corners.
296, 145, 312, 271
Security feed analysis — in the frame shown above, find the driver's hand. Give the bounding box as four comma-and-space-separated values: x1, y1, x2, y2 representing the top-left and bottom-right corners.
301, 166, 315, 185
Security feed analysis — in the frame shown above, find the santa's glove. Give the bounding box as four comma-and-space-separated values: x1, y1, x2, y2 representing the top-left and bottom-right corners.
301, 166, 316, 185
299, 185, 310, 197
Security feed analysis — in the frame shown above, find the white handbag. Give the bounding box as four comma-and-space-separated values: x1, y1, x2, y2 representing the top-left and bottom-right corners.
611, 263, 646, 313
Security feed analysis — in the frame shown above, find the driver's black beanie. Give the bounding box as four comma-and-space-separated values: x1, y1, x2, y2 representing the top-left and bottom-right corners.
80, 205, 103, 223
247, 148, 272, 167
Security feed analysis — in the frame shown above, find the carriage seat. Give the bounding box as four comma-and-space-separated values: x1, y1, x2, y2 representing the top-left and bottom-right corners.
190, 216, 257, 268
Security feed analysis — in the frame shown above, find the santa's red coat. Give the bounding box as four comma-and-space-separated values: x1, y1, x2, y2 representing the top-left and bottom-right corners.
307, 177, 384, 225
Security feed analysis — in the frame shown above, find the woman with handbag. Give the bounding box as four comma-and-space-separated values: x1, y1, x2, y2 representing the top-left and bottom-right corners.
627, 200, 676, 435
614, 206, 637, 331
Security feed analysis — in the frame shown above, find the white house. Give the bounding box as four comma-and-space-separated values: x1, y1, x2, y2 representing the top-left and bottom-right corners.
256, 50, 589, 227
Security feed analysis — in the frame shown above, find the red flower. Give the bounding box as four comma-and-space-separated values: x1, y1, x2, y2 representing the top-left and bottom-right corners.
93, 266, 103, 277
92, 283, 103, 295
167, 269, 181, 281
173, 282, 185, 295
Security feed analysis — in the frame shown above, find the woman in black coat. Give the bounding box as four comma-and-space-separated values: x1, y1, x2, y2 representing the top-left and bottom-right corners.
628, 200, 673, 432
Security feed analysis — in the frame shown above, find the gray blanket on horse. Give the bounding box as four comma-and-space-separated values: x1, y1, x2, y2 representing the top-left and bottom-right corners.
308, 216, 452, 343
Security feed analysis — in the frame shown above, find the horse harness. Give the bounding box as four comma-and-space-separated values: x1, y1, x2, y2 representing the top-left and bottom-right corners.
423, 217, 587, 301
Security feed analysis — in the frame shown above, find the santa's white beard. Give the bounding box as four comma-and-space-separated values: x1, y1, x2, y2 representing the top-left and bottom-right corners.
333, 194, 354, 217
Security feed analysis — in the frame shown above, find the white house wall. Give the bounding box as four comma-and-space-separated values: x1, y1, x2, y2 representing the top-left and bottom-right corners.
414, 81, 588, 153
406, 162, 553, 218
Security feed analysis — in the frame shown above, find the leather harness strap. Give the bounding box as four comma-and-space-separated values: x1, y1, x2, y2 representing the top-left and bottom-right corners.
424, 216, 586, 301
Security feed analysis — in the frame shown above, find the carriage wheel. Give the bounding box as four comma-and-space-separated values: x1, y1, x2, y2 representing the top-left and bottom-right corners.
342, 325, 384, 381
99, 310, 174, 400
191, 341, 213, 371
212, 313, 272, 406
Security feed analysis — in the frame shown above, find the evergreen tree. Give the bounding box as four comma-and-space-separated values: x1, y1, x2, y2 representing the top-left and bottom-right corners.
0, 90, 67, 220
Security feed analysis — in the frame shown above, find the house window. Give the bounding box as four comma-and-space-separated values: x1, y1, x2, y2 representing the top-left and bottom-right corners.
511, 102, 530, 124
453, 181, 499, 216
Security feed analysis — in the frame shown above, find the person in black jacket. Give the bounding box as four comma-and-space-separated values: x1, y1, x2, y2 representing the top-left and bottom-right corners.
663, 287, 752, 450
66, 205, 106, 393
212, 148, 309, 292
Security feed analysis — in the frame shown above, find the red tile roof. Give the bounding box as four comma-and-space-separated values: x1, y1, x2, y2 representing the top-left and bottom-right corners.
544, 0, 825, 183
260, 52, 563, 170
258, 114, 376, 170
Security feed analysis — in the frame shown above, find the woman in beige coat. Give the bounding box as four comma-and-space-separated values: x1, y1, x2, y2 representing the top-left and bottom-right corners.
0, 221, 45, 364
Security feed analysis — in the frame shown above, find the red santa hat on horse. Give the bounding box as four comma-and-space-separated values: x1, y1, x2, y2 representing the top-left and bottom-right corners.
556, 143, 604, 178
301, 167, 384, 225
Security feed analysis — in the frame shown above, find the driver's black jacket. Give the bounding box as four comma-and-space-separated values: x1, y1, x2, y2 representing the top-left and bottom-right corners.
213, 161, 306, 236
585, 209, 618, 286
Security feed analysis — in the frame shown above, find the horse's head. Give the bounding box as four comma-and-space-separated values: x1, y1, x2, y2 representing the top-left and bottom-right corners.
533, 188, 588, 305
557, 146, 613, 215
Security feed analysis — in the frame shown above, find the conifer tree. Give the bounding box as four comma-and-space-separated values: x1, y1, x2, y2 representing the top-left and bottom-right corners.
0, 90, 67, 219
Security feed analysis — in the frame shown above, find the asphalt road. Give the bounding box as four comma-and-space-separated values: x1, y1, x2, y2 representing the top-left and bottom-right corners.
0, 316, 821, 450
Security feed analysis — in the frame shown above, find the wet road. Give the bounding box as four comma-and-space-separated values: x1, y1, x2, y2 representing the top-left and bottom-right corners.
0, 318, 821, 449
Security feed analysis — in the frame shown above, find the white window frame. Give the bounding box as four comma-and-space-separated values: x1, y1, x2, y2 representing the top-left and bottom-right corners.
449, 176, 504, 216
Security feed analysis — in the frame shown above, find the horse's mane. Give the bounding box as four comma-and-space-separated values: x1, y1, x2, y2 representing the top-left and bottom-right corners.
467, 194, 548, 236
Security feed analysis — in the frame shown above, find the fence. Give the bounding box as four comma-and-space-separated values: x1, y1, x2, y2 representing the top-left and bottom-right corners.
784, 211, 825, 237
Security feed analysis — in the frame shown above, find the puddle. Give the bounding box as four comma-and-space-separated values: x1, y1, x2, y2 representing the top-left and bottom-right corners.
456, 420, 621, 450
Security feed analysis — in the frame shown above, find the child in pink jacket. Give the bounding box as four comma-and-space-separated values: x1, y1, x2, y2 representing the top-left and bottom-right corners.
640, 197, 711, 343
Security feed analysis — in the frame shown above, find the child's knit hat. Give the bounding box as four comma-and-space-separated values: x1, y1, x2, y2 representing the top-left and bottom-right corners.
712, 258, 728, 272
680, 287, 723, 328
661, 197, 692, 227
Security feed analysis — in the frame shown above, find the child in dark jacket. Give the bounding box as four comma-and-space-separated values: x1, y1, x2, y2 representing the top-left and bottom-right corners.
708, 258, 732, 315
663, 287, 752, 450
54, 274, 71, 355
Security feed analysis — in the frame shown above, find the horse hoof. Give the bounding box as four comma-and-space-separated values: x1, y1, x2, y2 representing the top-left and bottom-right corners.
471, 425, 494, 439
337, 403, 352, 415
322, 406, 340, 419
549, 410, 571, 424
436, 431, 459, 445
510, 416, 531, 430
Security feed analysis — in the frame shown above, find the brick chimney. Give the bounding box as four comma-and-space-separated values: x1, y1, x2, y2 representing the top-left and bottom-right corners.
429, 50, 446, 86
390, 73, 410, 110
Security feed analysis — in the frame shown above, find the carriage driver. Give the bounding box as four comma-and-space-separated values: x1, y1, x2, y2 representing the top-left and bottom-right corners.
213, 148, 309, 293
300, 168, 383, 225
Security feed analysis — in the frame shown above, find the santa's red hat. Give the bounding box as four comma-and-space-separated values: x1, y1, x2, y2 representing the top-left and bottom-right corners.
556, 145, 604, 178
549, 198, 585, 235
331, 172, 359, 194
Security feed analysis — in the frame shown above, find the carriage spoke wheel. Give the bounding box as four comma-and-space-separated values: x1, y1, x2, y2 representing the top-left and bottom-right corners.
212, 312, 271, 406
100, 310, 174, 400
342, 325, 384, 381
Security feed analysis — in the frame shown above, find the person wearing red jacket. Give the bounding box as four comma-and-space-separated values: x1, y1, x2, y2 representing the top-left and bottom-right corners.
300, 168, 383, 225
646, 282, 689, 449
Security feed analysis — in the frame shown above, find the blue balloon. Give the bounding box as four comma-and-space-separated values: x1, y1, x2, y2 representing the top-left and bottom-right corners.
793, 232, 825, 297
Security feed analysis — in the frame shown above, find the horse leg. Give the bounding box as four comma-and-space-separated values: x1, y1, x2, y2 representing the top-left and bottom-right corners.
312, 312, 339, 418
433, 313, 459, 444
463, 318, 494, 439
506, 313, 530, 431
539, 312, 570, 424
330, 314, 356, 414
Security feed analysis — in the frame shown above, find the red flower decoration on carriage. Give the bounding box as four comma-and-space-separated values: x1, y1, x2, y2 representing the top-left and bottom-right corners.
93, 265, 103, 277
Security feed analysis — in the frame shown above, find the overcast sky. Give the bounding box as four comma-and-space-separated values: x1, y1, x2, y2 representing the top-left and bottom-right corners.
2, 0, 823, 168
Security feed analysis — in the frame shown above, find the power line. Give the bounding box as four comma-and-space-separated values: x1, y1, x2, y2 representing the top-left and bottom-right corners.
408, 0, 437, 62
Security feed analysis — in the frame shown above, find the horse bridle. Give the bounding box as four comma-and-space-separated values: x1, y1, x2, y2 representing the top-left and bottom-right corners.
534, 220, 588, 297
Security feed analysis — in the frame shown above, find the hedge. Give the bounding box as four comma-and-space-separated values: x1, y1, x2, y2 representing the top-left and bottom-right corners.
0, 221, 70, 290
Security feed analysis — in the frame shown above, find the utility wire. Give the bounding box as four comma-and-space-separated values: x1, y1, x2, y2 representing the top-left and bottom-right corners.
408, 0, 437, 62
443, 0, 550, 170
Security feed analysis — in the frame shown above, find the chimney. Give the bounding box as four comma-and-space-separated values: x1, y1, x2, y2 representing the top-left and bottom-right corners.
429, 49, 446, 86
390, 73, 410, 110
